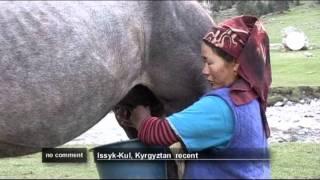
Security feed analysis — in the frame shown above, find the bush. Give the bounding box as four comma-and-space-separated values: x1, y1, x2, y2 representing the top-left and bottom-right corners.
267, 1, 275, 13
200, 0, 238, 12
203, 0, 301, 17
270, 1, 289, 13
294, 0, 301, 6
236, 1, 262, 16
236, 0, 293, 17
256, 1, 269, 16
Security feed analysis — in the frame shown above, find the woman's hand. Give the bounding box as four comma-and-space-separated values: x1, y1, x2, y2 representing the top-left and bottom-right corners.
114, 105, 135, 128
130, 105, 151, 130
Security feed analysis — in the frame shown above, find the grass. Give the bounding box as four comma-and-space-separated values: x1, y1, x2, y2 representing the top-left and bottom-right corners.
271, 49, 320, 87
270, 143, 320, 179
0, 145, 99, 179
261, 2, 320, 87
0, 143, 319, 179
263, 2, 320, 45
260, 4, 320, 179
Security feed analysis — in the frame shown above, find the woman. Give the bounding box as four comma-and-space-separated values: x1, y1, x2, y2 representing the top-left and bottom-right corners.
116, 15, 272, 179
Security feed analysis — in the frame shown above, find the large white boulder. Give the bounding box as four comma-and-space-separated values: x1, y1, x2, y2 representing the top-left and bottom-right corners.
282, 26, 309, 51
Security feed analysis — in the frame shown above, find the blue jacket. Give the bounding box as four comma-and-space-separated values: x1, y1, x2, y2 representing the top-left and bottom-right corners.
183, 87, 270, 179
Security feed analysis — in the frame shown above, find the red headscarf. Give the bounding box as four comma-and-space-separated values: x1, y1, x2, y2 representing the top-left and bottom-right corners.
203, 15, 272, 138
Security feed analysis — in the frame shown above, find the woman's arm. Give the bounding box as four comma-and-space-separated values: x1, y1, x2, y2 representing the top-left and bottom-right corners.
129, 105, 179, 145
137, 116, 179, 145
114, 105, 179, 145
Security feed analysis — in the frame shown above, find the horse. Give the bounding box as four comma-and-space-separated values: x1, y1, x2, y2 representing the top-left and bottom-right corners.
0, 1, 214, 158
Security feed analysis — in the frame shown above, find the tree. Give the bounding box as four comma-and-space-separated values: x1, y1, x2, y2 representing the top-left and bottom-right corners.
273, 0, 290, 13
220, 0, 235, 9
256, 0, 269, 16
267, 1, 274, 13
294, 0, 301, 6
236, 1, 248, 14
210, 0, 223, 12
236, 1, 259, 16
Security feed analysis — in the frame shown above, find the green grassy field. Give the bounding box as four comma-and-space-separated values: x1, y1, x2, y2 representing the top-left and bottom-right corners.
263, 3, 320, 45
0, 143, 319, 179
262, 2, 320, 87
0, 145, 99, 179
271, 143, 320, 179
271, 49, 320, 87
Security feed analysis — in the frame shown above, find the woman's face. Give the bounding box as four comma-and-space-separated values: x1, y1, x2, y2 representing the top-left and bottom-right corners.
201, 42, 239, 89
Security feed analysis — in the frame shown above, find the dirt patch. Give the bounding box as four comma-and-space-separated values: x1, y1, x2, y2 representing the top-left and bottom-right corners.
268, 86, 320, 106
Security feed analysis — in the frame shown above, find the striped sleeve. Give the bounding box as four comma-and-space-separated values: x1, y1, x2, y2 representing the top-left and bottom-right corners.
137, 116, 179, 145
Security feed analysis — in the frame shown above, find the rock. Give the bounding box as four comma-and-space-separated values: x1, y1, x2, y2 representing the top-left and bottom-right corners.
279, 136, 289, 142
66, 99, 320, 145
281, 26, 309, 51
304, 52, 313, 58
274, 101, 285, 107
290, 135, 299, 142
305, 98, 312, 104
296, 130, 307, 135
286, 101, 294, 106
268, 95, 284, 106
270, 43, 284, 51
309, 43, 320, 50
271, 127, 281, 132
283, 130, 291, 134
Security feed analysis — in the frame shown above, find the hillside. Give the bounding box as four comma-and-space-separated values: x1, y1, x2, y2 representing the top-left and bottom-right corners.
205, 1, 320, 103
263, 2, 320, 87
210, 2, 320, 88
